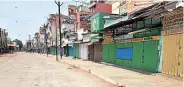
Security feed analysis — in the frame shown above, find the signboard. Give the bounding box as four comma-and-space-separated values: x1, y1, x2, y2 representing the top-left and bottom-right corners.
131, 36, 159, 42
115, 39, 131, 43
114, 34, 133, 40
163, 8, 183, 35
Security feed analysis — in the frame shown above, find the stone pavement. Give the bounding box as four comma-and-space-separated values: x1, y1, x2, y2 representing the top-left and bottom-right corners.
39, 54, 183, 87
0, 53, 117, 87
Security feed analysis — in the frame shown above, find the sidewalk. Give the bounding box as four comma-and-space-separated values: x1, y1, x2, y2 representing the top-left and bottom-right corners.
39, 54, 183, 87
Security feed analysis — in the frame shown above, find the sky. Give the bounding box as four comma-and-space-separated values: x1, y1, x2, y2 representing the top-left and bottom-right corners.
0, 0, 77, 44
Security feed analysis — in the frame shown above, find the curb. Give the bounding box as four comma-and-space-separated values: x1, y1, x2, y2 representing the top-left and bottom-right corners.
60, 60, 120, 86
80, 67, 119, 85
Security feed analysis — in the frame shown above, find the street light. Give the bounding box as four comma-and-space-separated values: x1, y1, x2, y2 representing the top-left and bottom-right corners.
55, 0, 63, 59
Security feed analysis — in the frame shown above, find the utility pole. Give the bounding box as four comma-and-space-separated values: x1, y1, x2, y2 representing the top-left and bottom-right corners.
55, 0, 63, 59
54, 17, 58, 61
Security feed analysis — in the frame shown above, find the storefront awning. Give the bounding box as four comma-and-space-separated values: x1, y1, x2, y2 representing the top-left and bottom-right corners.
90, 38, 100, 43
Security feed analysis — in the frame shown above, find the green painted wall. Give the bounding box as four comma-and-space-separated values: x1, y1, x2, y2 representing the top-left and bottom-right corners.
102, 43, 116, 63
102, 40, 159, 73
132, 42, 144, 70
132, 40, 159, 72
90, 13, 108, 33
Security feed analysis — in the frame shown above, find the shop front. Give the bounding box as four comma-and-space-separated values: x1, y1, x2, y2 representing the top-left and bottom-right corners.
162, 7, 183, 77
102, 13, 162, 73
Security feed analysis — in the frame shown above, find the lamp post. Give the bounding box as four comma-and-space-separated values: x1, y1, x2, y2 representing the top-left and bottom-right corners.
55, 0, 63, 59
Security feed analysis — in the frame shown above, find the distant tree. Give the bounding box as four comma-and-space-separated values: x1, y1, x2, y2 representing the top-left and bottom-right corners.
13, 39, 23, 50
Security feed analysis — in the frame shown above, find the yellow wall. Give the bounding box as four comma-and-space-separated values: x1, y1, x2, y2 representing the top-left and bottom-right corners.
162, 34, 183, 77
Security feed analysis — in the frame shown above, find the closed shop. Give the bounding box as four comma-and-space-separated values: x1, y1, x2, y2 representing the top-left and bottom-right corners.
69, 46, 73, 56
94, 42, 103, 62
80, 43, 88, 60
131, 37, 160, 72
162, 7, 183, 77
88, 44, 94, 61
162, 34, 183, 77
112, 36, 160, 72
73, 43, 80, 59
103, 43, 116, 63
50, 47, 55, 55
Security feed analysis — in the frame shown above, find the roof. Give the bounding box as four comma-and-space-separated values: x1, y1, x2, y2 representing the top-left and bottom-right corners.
103, 1, 180, 30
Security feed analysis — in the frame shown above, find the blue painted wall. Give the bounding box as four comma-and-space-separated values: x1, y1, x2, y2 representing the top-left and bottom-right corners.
116, 48, 133, 60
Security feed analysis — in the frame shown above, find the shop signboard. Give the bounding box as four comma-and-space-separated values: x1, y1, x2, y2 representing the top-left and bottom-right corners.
114, 34, 133, 40
131, 36, 159, 42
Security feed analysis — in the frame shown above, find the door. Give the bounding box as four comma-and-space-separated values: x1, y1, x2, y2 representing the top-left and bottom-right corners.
88, 44, 94, 61
143, 40, 159, 72
162, 34, 183, 77
132, 42, 144, 70
102, 44, 108, 62
178, 34, 183, 77
83, 44, 88, 60
108, 43, 116, 63
69, 46, 73, 56
94, 43, 102, 62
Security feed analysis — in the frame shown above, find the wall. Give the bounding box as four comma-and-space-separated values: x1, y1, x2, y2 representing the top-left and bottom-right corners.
117, 0, 154, 15
90, 2, 112, 14
76, 12, 90, 31
112, 2, 121, 14
96, 3, 112, 14
90, 13, 108, 33
80, 21, 90, 31
161, 7, 183, 77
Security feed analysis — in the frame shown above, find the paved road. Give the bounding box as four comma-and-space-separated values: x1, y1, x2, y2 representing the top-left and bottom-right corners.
0, 53, 117, 87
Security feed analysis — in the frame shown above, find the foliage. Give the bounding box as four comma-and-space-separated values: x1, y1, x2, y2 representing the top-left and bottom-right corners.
13, 39, 23, 49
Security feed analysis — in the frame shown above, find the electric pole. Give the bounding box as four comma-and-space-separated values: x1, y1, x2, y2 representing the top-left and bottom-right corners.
55, 0, 63, 59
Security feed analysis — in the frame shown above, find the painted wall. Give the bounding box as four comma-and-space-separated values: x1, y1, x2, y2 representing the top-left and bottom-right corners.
90, 13, 108, 33
90, 2, 112, 14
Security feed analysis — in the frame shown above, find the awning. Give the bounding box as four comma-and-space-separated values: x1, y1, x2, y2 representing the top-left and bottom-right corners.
90, 35, 103, 43
90, 38, 100, 43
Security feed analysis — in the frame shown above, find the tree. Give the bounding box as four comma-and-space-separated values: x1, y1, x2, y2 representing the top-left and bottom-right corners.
13, 39, 23, 50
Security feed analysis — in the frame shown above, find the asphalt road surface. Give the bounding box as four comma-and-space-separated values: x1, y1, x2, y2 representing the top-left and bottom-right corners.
0, 52, 117, 87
